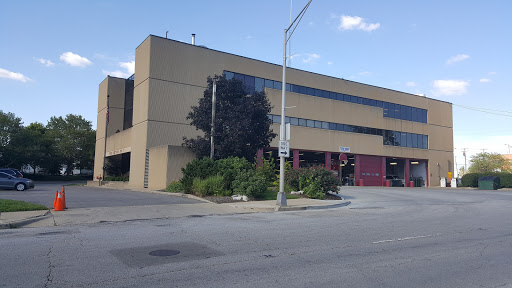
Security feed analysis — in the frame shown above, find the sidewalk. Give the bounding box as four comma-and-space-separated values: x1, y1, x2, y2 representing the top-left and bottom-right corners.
0, 193, 350, 229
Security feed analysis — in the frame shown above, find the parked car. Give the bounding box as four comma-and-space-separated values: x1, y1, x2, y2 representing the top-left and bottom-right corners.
0, 172, 35, 191
386, 175, 405, 187
0, 168, 23, 178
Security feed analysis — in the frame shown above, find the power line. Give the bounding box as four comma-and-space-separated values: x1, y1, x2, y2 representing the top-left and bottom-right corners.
453, 104, 512, 117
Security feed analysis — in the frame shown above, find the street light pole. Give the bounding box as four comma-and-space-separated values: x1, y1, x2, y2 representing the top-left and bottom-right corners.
505, 144, 511, 155
277, 0, 312, 206
210, 75, 217, 159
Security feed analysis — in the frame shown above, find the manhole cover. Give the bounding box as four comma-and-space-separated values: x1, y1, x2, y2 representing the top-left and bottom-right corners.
149, 249, 180, 257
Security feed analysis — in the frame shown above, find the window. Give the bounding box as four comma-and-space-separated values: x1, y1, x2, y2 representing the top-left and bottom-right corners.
394, 131, 401, 146
363, 98, 371, 106
411, 107, 418, 122
329, 92, 337, 100
383, 102, 389, 117
401, 132, 407, 147
274, 81, 282, 90
307, 119, 315, 128
273, 115, 281, 124
264, 79, 274, 88
285, 116, 290, 124
307, 87, 314, 96
267, 115, 273, 122
322, 90, 330, 99
329, 123, 337, 130
407, 133, 413, 147
370, 99, 377, 107
388, 103, 395, 118
286, 83, 291, 92
412, 133, 418, 148
376, 100, 383, 108
336, 93, 344, 101
314, 121, 322, 128
406, 106, 412, 121
337, 123, 345, 131
299, 118, 307, 126
234, 73, 244, 81
423, 135, 428, 149
322, 121, 329, 129
291, 117, 298, 126
224, 71, 234, 80
357, 97, 363, 104
401, 105, 407, 120
421, 109, 428, 123
255, 77, 264, 92
314, 89, 322, 97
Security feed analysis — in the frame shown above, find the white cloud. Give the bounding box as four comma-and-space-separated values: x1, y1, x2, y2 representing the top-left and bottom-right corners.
302, 53, 320, 63
103, 60, 135, 78
480, 78, 491, 83
432, 80, 469, 96
102, 69, 131, 78
358, 71, 370, 76
489, 71, 497, 75
406, 81, 416, 87
60, 52, 92, 67
0, 68, 31, 82
120, 61, 135, 75
327, 61, 333, 65
446, 54, 470, 65
36, 58, 55, 67
338, 15, 380, 32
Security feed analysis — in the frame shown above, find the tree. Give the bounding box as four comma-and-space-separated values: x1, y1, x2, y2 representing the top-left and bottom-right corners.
468, 152, 511, 173
0, 110, 23, 167
183, 75, 277, 161
46, 114, 95, 175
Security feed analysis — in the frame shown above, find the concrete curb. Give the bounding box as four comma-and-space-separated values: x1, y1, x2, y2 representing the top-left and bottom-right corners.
0, 210, 53, 229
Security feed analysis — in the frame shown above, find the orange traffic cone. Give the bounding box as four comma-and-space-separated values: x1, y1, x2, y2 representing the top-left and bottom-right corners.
54, 192, 65, 211
53, 191, 58, 208
61, 186, 66, 209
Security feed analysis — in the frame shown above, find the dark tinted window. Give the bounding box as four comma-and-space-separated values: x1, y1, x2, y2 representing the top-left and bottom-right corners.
299, 118, 307, 126
314, 121, 322, 128
412, 133, 418, 148
383, 102, 389, 117
337, 124, 345, 131
394, 131, 401, 146
307, 119, 315, 128
401, 105, 407, 120
407, 133, 413, 147
363, 98, 371, 106
322, 90, 330, 99
224, 71, 234, 80
336, 93, 344, 101
329, 123, 337, 130
423, 135, 428, 149
322, 121, 329, 129
264, 79, 273, 88
255, 77, 264, 92
274, 81, 282, 90
291, 117, 298, 125
273, 115, 281, 124
388, 103, 395, 118
406, 106, 412, 121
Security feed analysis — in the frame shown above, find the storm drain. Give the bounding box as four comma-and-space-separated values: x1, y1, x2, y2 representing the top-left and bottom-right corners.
149, 249, 180, 257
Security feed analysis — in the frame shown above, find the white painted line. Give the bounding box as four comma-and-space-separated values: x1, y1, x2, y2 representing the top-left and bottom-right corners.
373, 233, 440, 244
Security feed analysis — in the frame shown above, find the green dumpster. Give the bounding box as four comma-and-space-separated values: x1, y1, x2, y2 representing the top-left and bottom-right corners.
478, 176, 500, 190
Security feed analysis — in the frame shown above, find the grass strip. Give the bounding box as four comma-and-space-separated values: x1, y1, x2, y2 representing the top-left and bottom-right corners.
0, 199, 48, 212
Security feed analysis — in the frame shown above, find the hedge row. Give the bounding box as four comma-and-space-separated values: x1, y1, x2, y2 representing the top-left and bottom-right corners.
460, 172, 512, 188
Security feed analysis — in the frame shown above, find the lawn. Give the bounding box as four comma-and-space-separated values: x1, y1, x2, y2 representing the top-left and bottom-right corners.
0, 199, 48, 212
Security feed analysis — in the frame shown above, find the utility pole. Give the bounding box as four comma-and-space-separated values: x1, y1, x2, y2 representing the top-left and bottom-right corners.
210, 75, 217, 159
461, 148, 468, 173
277, 0, 312, 207
505, 144, 512, 155
480, 148, 487, 153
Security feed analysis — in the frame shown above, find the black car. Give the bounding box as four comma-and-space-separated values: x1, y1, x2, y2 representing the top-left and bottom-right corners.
0, 172, 35, 191
0, 168, 23, 178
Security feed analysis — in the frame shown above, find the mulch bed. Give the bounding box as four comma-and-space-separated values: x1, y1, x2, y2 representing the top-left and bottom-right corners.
202, 193, 343, 203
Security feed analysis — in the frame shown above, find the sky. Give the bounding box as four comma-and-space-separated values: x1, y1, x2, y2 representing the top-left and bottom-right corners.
1, 0, 511, 172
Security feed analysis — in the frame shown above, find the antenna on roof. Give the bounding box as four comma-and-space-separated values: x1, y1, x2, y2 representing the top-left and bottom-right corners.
166, 31, 168, 39
192, 34, 196, 45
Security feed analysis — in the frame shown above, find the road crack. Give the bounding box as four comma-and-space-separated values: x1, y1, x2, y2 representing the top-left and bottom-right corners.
44, 246, 54, 288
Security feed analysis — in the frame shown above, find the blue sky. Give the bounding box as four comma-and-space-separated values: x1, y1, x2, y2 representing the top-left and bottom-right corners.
1, 0, 511, 171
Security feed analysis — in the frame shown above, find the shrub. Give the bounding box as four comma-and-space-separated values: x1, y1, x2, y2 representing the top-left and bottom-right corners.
285, 166, 341, 194
165, 181, 183, 192
303, 180, 325, 200
192, 177, 210, 196
256, 156, 277, 184
205, 174, 225, 196
104, 174, 129, 182
232, 170, 267, 199
181, 157, 217, 193
461, 172, 512, 188
214, 157, 253, 191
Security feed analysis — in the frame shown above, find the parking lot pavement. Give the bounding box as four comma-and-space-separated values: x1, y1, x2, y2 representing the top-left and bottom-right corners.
0, 183, 201, 209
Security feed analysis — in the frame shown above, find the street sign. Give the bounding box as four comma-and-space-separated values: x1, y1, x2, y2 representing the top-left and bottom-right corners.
339, 146, 350, 153
279, 141, 290, 157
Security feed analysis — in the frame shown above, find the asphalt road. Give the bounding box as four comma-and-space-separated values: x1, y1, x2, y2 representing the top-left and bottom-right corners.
1, 187, 512, 287
0, 182, 201, 208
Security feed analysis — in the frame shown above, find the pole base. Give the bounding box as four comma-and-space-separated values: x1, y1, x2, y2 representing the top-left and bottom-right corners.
276, 192, 287, 206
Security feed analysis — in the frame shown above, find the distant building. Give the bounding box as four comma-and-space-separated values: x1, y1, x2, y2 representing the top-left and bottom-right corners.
93, 35, 454, 189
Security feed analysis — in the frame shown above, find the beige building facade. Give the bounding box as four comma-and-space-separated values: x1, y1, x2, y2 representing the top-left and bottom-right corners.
93, 35, 454, 189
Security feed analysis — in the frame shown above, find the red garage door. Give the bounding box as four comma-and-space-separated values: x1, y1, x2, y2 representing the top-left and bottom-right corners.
358, 155, 382, 186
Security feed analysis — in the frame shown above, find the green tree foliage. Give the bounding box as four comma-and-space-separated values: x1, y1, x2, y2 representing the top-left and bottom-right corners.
0, 110, 23, 167
0, 111, 95, 175
468, 152, 511, 173
183, 75, 277, 161
46, 114, 96, 174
